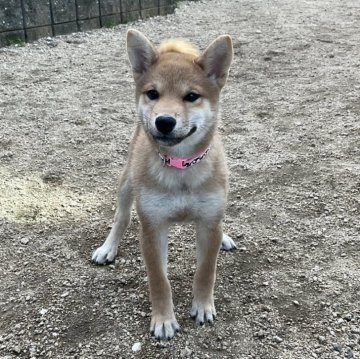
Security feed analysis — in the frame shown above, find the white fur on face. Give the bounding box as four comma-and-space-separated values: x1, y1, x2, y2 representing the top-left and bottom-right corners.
137, 97, 217, 155
186, 99, 216, 143
137, 96, 153, 133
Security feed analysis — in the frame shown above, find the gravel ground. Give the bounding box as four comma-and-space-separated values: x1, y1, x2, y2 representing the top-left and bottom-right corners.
1, 0, 360, 358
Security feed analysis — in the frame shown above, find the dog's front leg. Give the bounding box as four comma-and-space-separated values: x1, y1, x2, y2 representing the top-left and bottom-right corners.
140, 220, 180, 340
92, 168, 133, 264
191, 220, 223, 325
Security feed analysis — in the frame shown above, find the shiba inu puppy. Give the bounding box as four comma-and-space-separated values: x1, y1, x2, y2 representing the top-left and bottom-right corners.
92, 29, 235, 340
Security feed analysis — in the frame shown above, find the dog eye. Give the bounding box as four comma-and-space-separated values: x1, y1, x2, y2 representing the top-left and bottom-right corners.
146, 89, 159, 100
183, 92, 200, 102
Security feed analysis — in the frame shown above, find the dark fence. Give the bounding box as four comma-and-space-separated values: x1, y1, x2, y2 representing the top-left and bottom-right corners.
0, 0, 177, 47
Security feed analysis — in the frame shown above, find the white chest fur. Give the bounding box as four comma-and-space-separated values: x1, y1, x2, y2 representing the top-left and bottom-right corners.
137, 188, 225, 224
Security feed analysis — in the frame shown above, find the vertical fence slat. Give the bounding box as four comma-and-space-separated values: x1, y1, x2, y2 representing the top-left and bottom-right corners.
49, 0, 55, 37
74, 0, 80, 31
19, 0, 28, 42
98, 0, 103, 27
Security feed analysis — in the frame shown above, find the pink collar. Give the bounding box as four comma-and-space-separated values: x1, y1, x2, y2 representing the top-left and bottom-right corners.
159, 147, 210, 170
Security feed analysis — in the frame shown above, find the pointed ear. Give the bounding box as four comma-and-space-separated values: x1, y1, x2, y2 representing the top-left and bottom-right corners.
196, 35, 233, 88
126, 29, 157, 81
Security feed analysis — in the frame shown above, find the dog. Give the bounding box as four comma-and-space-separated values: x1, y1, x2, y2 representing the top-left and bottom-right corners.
92, 29, 235, 340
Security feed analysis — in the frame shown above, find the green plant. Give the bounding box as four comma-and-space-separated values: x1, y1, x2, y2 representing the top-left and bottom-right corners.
7, 36, 25, 47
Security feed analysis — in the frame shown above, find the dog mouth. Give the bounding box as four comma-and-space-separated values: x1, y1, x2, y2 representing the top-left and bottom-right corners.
152, 126, 197, 146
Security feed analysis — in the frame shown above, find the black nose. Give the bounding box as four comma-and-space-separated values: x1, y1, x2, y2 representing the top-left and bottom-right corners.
155, 116, 176, 135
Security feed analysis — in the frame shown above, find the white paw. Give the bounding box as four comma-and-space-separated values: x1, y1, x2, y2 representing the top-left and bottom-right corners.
221, 233, 237, 251
190, 299, 216, 325
150, 315, 180, 340
91, 242, 117, 265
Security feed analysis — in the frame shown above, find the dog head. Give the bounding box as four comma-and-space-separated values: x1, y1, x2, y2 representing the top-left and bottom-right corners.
126, 30, 233, 150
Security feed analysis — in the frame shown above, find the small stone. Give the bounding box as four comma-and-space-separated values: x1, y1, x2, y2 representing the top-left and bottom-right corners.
29, 346, 37, 356
39, 308, 48, 316
292, 300, 300, 306
333, 344, 342, 353
41, 171, 63, 184
273, 335, 283, 344
236, 38, 251, 46
318, 335, 326, 344
132, 342, 141, 352
13, 346, 21, 354
255, 330, 266, 339
20, 238, 29, 245
347, 350, 354, 359
180, 347, 192, 357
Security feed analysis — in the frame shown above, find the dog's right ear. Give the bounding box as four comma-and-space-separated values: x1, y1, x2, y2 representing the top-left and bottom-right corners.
126, 29, 157, 81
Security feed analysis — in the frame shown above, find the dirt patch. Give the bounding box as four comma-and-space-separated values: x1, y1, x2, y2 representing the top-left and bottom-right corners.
0, 0, 359, 358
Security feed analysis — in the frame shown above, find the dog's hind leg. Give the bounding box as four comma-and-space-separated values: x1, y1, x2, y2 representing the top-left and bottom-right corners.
92, 168, 133, 264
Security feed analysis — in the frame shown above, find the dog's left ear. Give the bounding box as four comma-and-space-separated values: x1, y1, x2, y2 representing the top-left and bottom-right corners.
196, 35, 233, 89
127, 29, 158, 81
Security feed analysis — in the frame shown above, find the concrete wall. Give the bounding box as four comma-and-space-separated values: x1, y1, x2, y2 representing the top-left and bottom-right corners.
0, 0, 177, 46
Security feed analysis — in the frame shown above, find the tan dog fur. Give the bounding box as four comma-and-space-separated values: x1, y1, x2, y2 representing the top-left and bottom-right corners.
92, 29, 235, 340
